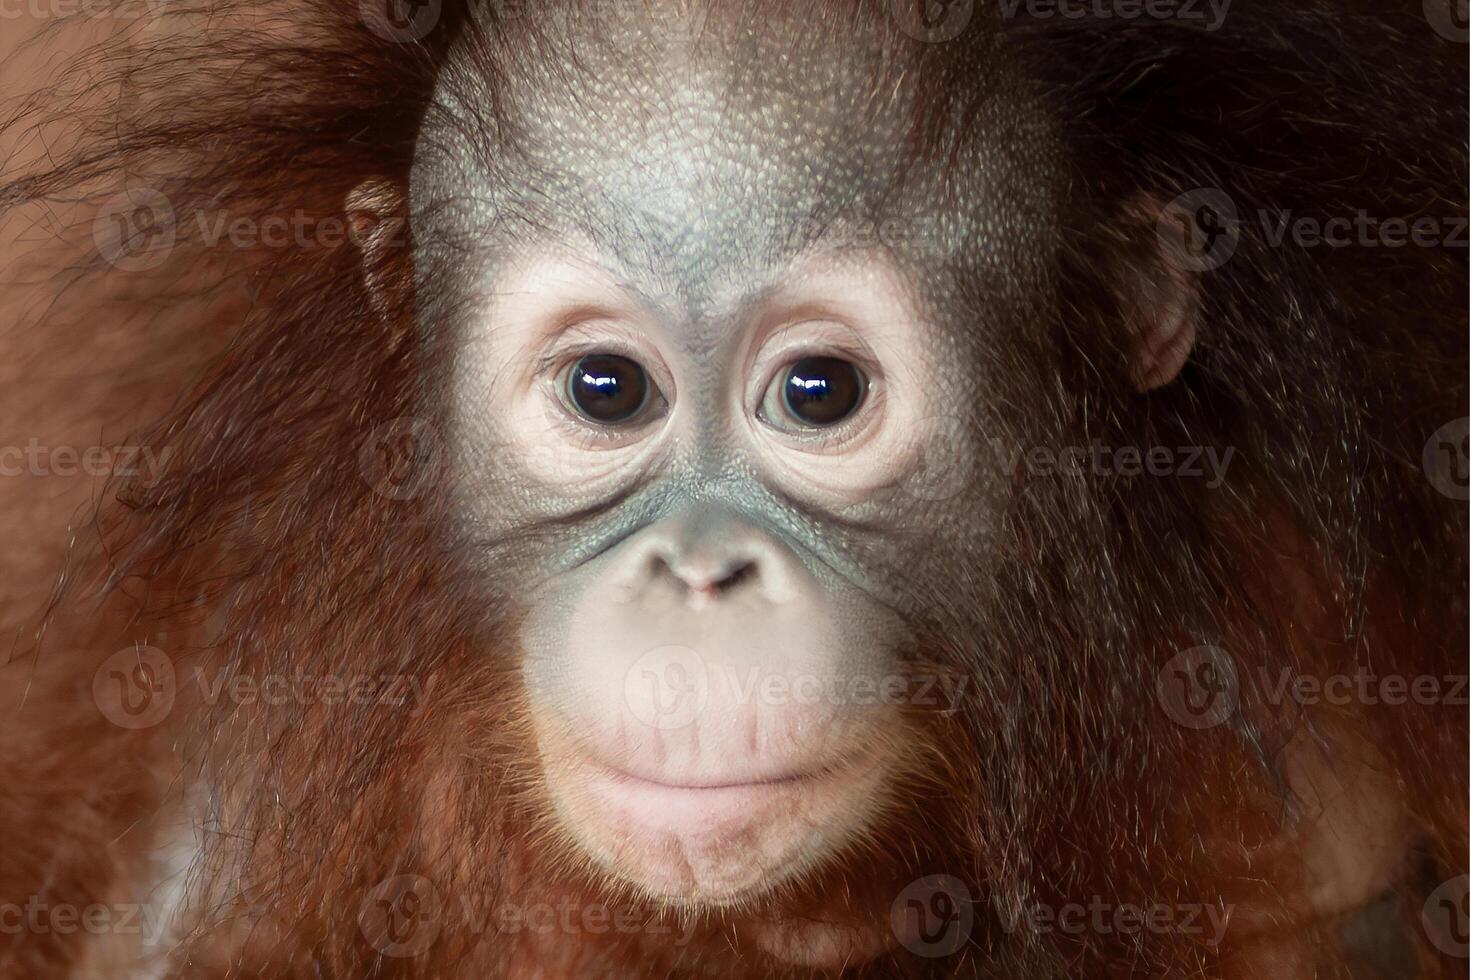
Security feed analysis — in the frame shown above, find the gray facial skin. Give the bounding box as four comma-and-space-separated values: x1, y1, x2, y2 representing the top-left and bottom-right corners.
413, 3, 1061, 600
406, 2, 1065, 905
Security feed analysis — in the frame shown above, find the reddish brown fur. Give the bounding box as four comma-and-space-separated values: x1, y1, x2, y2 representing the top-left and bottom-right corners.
0, 1, 1464, 977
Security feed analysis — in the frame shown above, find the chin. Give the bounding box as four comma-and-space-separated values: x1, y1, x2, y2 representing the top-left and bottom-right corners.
537, 738, 896, 908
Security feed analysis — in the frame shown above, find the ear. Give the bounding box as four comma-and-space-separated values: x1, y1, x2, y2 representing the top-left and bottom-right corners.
1119, 194, 1201, 392
346, 178, 410, 317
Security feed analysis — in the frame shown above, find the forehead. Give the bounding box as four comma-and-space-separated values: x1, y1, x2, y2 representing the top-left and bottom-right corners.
417, 7, 928, 301
410, 3, 1055, 325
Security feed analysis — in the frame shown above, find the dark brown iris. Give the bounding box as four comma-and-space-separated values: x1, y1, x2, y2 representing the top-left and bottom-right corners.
782, 356, 865, 427
567, 354, 650, 424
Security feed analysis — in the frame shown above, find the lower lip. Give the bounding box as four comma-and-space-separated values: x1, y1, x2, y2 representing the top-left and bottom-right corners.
579, 765, 813, 832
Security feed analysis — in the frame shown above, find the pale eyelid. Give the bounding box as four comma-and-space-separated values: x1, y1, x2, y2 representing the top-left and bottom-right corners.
755, 360, 884, 453
746, 318, 885, 432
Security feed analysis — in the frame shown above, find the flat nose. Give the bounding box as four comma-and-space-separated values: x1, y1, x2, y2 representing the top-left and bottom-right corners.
622, 508, 799, 604
655, 552, 756, 596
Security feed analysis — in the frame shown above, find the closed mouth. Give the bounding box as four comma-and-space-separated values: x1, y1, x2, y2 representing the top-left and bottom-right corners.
592, 763, 816, 791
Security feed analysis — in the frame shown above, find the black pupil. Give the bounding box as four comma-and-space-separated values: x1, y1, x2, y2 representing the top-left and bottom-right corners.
782, 357, 864, 427
568, 354, 649, 424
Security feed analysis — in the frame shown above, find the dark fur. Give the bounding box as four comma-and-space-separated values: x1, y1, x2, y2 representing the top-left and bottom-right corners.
0, 1, 1464, 976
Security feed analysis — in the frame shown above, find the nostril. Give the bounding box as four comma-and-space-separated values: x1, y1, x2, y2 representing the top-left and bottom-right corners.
703, 559, 756, 594
651, 553, 759, 597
